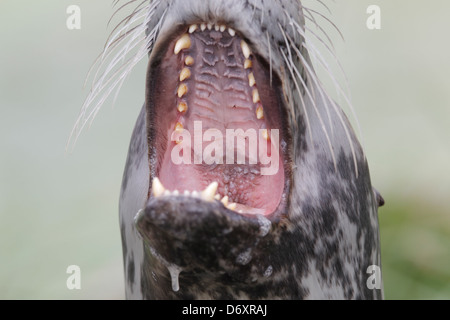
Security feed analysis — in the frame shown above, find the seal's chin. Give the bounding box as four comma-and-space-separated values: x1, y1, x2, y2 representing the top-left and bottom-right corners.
146, 23, 291, 218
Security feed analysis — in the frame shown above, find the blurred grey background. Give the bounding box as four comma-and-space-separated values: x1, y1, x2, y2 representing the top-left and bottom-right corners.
0, 0, 449, 299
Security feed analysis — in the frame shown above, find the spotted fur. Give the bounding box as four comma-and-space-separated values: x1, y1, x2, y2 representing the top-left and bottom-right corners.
80, 0, 383, 299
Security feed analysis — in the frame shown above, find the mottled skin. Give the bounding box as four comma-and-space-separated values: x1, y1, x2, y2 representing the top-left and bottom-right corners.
119, 0, 383, 299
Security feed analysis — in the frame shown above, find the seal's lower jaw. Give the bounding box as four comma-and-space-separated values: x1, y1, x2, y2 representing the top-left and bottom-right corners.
136, 196, 268, 269
146, 23, 291, 219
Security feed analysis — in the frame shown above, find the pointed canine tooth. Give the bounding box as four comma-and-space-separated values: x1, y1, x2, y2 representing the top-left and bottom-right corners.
248, 72, 256, 87
241, 40, 251, 59
214, 194, 221, 200
177, 101, 188, 113
185, 56, 194, 66
177, 83, 188, 98
262, 129, 270, 141
220, 25, 226, 32
174, 34, 191, 54
244, 59, 252, 69
189, 24, 198, 33
207, 23, 212, 30
214, 24, 220, 31
221, 196, 229, 206
228, 203, 237, 211
256, 105, 264, 120
252, 88, 260, 103
152, 177, 165, 197
200, 23, 206, 31
179, 67, 191, 81
201, 182, 218, 202
228, 28, 236, 36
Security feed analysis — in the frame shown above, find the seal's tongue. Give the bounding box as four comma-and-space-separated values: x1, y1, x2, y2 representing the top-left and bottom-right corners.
149, 24, 287, 217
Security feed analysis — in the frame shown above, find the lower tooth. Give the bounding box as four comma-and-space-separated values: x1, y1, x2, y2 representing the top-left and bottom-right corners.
228, 203, 237, 211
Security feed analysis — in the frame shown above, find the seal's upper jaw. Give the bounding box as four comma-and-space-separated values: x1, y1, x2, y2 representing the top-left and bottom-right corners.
145, 23, 292, 219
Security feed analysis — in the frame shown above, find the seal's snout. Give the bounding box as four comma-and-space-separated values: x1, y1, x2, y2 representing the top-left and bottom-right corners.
135, 196, 269, 271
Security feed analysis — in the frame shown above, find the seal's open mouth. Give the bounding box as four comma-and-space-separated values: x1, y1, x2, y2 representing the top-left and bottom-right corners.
147, 23, 290, 218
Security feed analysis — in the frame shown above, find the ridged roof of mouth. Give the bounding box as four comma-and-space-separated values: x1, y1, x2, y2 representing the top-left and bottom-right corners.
146, 23, 290, 218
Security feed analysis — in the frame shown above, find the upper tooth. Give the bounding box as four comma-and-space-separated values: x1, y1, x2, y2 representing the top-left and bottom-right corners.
228, 28, 236, 36
207, 23, 212, 30
252, 88, 260, 103
244, 59, 252, 69
179, 67, 191, 81
201, 182, 218, 202
189, 24, 198, 33
248, 72, 256, 87
220, 25, 226, 32
174, 34, 191, 54
214, 24, 220, 31
177, 83, 188, 98
175, 122, 184, 131
185, 56, 194, 66
256, 105, 264, 120
262, 129, 270, 141
152, 177, 165, 197
241, 40, 251, 59
200, 23, 206, 31
177, 101, 188, 113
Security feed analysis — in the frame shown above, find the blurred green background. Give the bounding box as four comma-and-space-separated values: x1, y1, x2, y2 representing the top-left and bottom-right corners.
0, 0, 449, 299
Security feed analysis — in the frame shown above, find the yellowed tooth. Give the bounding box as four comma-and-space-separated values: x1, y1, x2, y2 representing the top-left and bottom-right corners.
220, 25, 226, 32
256, 105, 264, 120
185, 55, 194, 66
152, 177, 165, 197
262, 129, 270, 141
244, 59, 252, 69
175, 122, 184, 131
228, 28, 236, 36
179, 67, 191, 81
207, 23, 212, 30
202, 182, 218, 202
248, 72, 256, 87
189, 24, 198, 33
174, 34, 191, 54
214, 194, 221, 200
177, 101, 188, 113
228, 203, 237, 211
177, 83, 188, 98
200, 23, 206, 31
241, 40, 251, 59
221, 196, 229, 206
252, 88, 260, 103
214, 24, 220, 31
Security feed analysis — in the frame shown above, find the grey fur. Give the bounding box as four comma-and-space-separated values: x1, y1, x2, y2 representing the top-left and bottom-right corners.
110, 0, 383, 299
